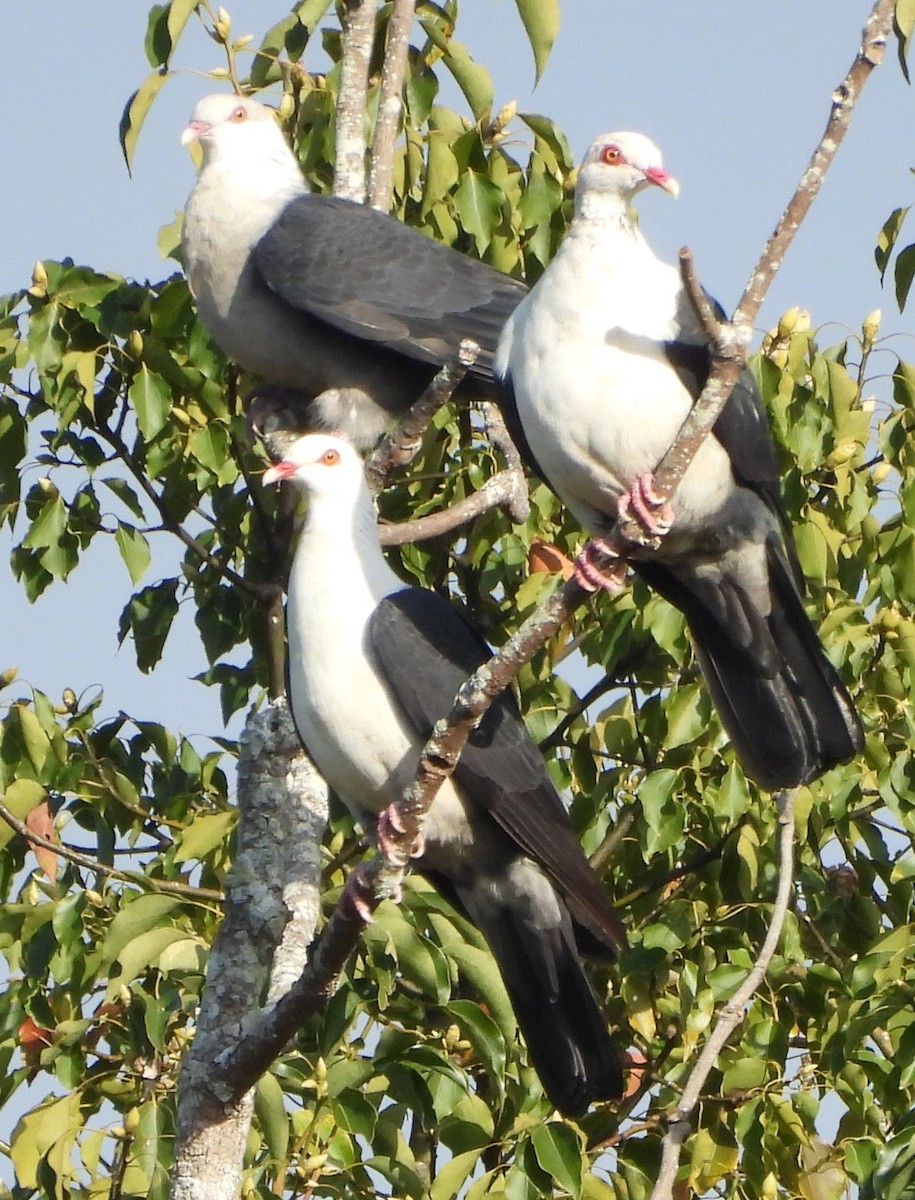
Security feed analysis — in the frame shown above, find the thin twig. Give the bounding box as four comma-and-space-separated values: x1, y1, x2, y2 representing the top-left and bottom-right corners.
480, 400, 530, 524
615, 0, 894, 552
377, 470, 523, 545
648, 789, 797, 1200
0, 799, 223, 903
368, 0, 416, 211
363, 340, 479, 493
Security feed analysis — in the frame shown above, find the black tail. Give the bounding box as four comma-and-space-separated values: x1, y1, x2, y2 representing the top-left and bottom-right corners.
476, 901, 623, 1116
637, 540, 862, 791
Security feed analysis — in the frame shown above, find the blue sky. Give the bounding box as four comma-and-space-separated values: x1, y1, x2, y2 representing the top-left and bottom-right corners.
1, 1, 911, 735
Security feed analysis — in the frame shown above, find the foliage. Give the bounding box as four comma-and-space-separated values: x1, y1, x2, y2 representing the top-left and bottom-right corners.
1, 3, 914, 1199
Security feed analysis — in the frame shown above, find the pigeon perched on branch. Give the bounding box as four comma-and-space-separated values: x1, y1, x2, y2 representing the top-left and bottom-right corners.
495, 131, 862, 790
181, 94, 526, 446
263, 433, 626, 1116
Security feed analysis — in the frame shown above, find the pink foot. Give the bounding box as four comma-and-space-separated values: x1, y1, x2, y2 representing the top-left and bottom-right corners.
618, 472, 675, 537
574, 538, 625, 593
376, 805, 425, 865
340, 863, 382, 923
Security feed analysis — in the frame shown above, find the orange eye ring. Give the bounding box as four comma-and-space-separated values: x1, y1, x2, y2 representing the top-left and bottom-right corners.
321, 448, 341, 466
231, 106, 247, 123
600, 145, 623, 165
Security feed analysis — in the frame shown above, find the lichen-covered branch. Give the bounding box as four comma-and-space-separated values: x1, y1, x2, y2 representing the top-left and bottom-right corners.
648, 789, 797, 1200
171, 703, 328, 1200
368, 0, 416, 211
334, 0, 377, 201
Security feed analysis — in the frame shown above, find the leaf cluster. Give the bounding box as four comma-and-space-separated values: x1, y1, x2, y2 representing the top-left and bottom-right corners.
2, 3, 915, 1199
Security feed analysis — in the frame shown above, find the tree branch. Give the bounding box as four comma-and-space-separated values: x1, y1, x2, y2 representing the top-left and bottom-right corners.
377, 469, 524, 545
363, 340, 479, 492
614, 0, 894, 552
647, 789, 797, 1200
171, 702, 328, 1199
368, 0, 416, 212
0, 799, 223, 903
334, 0, 376, 202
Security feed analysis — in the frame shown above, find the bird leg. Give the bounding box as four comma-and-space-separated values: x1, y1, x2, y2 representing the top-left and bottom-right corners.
340, 863, 382, 923
376, 804, 425, 864
574, 538, 626, 593
618, 472, 675, 537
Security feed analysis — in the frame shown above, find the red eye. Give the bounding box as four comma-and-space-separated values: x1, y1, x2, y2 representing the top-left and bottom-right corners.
321, 448, 341, 466
231, 106, 247, 123
601, 145, 623, 165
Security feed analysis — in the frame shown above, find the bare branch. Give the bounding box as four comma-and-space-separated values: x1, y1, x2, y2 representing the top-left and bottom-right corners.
616, 0, 894, 548
734, 0, 895, 329
334, 0, 377, 202
0, 798, 223, 903
481, 400, 530, 524
648, 789, 797, 1200
363, 340, 479, 492
368, 0, 416, 211
378, 469, 523, 545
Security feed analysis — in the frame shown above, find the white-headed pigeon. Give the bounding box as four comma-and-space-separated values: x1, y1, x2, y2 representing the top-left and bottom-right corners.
263, 433, 627, 1116
181, 94, 526, 446
495, 132, 862, 791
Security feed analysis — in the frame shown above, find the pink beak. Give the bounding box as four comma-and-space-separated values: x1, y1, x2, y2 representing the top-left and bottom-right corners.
644, 166, 680, 198
262, 460, 297, 486
181, 119, 210, 146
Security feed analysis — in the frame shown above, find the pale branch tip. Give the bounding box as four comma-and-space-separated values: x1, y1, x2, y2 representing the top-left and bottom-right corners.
647, 788, 797, 1200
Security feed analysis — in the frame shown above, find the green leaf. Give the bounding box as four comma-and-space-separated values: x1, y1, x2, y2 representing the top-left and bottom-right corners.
513, 0, 559, 82
445, 999, 506, 1097
876, 206, 910, 280
119, 579, 180, 672
109, 926, 195, 996
11, 707, 52, 774
120, 70, 170, 173
895, 243, 915, 310
420, 20, 493, 120
173, 810, 235, 863
166, 0, 199, 49
101, 477, 147, 521
115, 523, 152, 586
454, 170, 503, 254
0, 779, 48, 851
101, 895, 183, 969
144, 5, 171, 68
10, 1092, 83, 1189
255, 1072, 290, 1164
530, 1123, 584, 1198
897, 0, 915, 80
431, 1148, 485, 1200
129, 366, 172, 441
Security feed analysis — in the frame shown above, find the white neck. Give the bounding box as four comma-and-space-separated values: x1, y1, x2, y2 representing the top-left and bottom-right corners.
573, 185, 642, 241
290, 483, 403, 611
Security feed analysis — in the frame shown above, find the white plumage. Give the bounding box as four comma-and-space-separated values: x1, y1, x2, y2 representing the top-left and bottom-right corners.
263, 434, 627, 1115
496, 131, 862, 789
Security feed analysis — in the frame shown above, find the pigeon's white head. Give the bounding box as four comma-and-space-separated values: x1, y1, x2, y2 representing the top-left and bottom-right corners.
182, 94, 293, 171
262, 433, 363, 500
576, 132, 680, 205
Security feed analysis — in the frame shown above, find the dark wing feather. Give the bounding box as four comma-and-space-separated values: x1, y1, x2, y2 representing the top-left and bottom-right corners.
664, 316, 803, 587
367, 589, 626, 955
253, 194, 526, 377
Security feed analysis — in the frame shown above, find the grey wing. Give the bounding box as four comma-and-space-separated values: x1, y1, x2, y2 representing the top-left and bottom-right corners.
368, 589, 626, 955
252, 194, 527, 377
